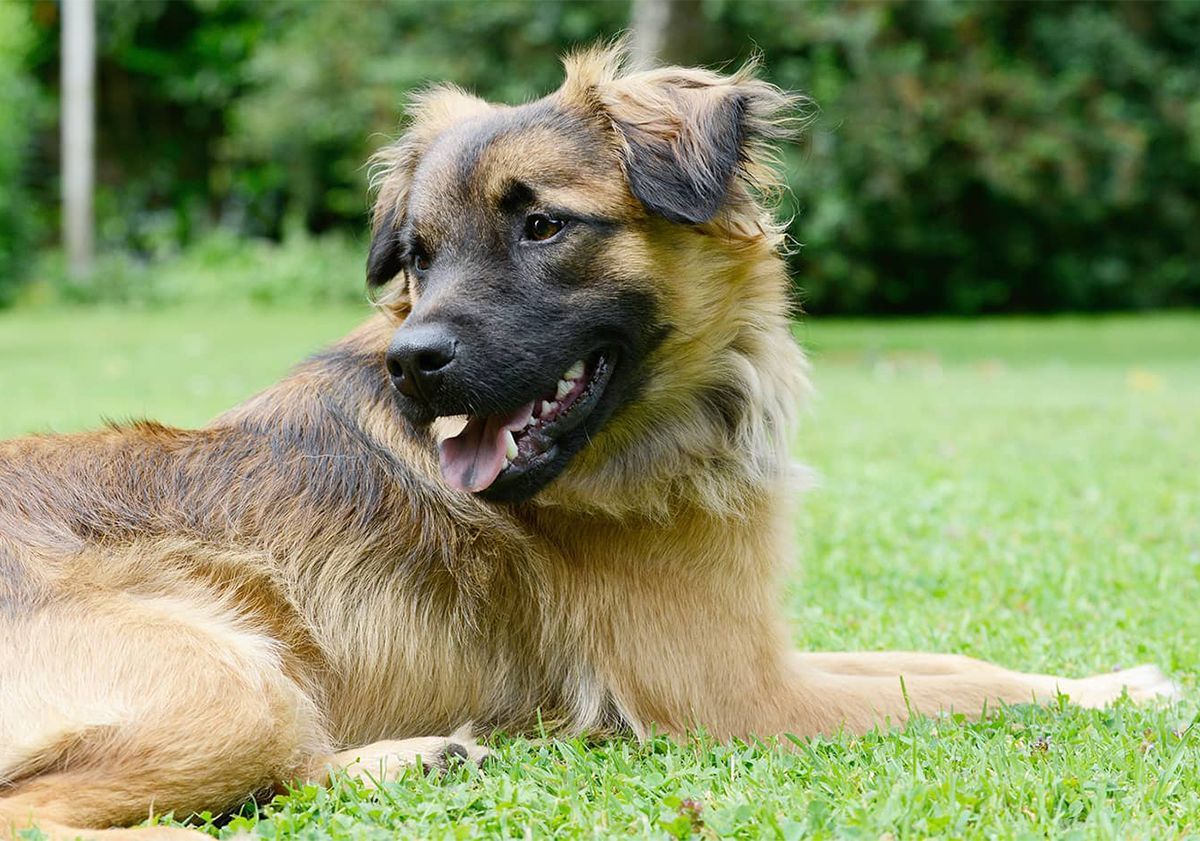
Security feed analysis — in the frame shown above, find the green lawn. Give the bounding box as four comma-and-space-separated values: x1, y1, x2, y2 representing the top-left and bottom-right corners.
3, 307, 1198, 838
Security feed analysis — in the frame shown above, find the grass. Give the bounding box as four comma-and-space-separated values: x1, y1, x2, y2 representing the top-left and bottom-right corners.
2, 306, 1198, 839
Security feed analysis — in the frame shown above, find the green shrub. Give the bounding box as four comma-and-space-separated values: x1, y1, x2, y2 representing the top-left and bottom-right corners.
22, 228, 366, 309
752, 1, 1200, 313
12, 0, 1200, 313
0, 2, 39, 305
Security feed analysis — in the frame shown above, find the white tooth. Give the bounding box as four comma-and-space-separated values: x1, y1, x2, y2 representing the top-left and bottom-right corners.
564, 360, 585, 381
504, 430, 518, 461
432, 415, 469, 443
541, 400, 556, 417
555, 379, 572, 400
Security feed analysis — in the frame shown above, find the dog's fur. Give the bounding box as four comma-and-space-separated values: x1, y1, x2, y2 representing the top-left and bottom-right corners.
0, 45, 1177, 839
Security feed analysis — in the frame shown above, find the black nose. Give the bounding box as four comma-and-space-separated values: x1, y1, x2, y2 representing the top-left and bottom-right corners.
385, 325, 458, 403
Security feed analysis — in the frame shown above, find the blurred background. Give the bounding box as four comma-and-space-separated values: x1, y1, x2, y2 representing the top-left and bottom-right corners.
1, 0, 1199, 314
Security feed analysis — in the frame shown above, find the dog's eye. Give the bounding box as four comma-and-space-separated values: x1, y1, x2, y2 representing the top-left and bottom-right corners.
411, 246, 431, 272
524, 214, 565, 242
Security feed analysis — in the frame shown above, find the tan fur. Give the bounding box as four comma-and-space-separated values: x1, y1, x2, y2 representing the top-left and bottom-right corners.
0, 44, 1177, 838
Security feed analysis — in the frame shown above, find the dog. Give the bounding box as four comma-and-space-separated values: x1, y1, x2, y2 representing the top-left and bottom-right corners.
0, 44, 1178, 840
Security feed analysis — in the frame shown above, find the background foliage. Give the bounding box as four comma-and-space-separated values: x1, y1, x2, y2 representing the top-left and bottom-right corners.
0, 0, 41, 305
5, 0, 1200, 313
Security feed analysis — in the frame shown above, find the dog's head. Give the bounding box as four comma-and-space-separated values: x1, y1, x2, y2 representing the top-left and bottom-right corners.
367, 44, 803, 506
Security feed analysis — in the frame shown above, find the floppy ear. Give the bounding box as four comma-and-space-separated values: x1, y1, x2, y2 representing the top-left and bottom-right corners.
607, 80, 747, 225
592, 61, 798, 229
366, 124, 427, 291
366, 205, 403, 288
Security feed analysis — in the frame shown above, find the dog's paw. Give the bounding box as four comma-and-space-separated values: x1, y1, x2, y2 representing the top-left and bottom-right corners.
440, 725, 492, 769
331, 728, 490, 787
1073, 664, 1183, 707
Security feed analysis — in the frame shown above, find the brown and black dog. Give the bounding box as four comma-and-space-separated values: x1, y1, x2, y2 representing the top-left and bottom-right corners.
0, 44, 1178, 839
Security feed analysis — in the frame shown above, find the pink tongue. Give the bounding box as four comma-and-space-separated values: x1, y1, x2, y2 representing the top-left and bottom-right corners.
438, 402, 535, 493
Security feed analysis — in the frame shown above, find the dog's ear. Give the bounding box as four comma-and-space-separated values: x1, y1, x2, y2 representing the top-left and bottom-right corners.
366, 133, 420, 291
607, 79, 744, 225
561, 46, 800, 231
602, 65, 796, 227
367, 85, 493, 291
366, 205, 403, 289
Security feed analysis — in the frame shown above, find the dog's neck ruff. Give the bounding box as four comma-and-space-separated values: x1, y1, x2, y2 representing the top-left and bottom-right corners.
536, 329, 811, 521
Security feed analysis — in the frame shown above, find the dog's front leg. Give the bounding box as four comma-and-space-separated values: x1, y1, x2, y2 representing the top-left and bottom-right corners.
784, 651, 1180, 735
574, 521, 1180, 740
607, 631, 1178, 740
306, 727, 489, 788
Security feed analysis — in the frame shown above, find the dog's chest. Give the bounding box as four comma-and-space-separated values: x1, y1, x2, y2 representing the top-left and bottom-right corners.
306, 570, 631, 745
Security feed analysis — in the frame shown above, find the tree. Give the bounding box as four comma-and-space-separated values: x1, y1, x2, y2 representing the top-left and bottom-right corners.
630, 0, 706, 68
61, 0, 95, 279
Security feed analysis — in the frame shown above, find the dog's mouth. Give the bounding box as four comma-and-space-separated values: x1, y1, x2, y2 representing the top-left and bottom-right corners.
436, 350, 616, 495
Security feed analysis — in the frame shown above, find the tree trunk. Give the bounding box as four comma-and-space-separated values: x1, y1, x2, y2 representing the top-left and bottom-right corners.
62, 0, 95, 278
629, 0, 707, 70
